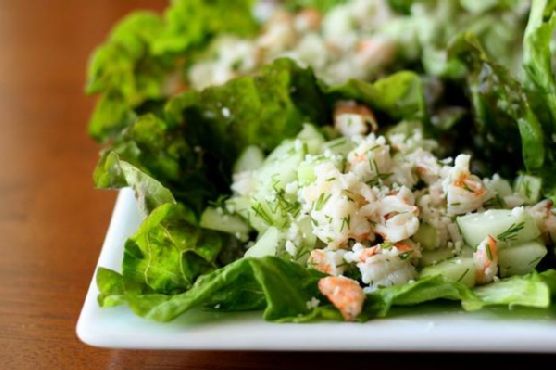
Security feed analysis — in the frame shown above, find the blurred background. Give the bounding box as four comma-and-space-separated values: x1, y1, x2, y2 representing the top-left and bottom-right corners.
0, 1, 555, 368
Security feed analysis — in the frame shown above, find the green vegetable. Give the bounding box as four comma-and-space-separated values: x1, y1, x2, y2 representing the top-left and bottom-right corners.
473, 274, 550, 308
123, 203, 225, 293
200, 207, 249, 235
498, 241, 548, 277
285, 0, 348, 12
365, 272, 553, 318
94, 152, 175, 214
523, 0, 556, 132
420, 248, 456, 267
325, 71, 426, 122
86, 1, 259, 141
450, 34, 546, 172
98, 257, 326, 322
245, 227, 282, 258
165, 58, 328, 175
421, 257, 476, 287
412, 222, 438, 250
513, 174, 543, 204
457, 209, 540, 247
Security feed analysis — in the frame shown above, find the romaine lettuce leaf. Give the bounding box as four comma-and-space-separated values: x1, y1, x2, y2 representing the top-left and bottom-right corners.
450, 34, 546, 172
364, 272, 553, 318
94, 152, 175, 214
284, 0, 348, 12
523, 0, 556, 132
324, 71, 425, 122
98, 256, 326, 322
122, 203, 225, 294
86, 1, 259, 142
96, 267, 126, 308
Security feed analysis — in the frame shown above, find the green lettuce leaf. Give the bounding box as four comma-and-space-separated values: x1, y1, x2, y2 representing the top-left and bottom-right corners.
86, 1, 259, 142
97, 267, 126, 308
94, 152, 175, 214
450, 34, 546, 172
472, 274, 550, 308
163, 58, 328, 191
94, 113, 213, 213
325, 71, 426, 122
364, 272, 552, 318
284, 0, 348, 12
540, 269, 556, 295
99, 257, 326, 322
152, 0, 258, 55
122, 203, 225, 294
523, 0, 556, 132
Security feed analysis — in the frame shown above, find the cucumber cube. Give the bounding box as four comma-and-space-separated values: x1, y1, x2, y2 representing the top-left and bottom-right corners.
421, 257, 476, 287
457, 209, 540, 247
498, 241, 547, 277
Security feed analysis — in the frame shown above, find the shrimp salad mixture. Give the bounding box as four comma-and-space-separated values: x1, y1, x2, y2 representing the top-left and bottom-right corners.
90, 0, 556, 323
222, 111, 554, 320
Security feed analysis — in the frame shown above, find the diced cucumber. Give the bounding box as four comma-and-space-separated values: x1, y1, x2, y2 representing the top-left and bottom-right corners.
294, 216, 317, 263
513, 174, 542, 205
412, 222, 437, 250
323, 137, 355, 156
296, 124, 325, 154
457, 209, 540, 247
258, 145, 303, 188
421, 257, 476, 287
485, 177, 512, 198
200, 207, 249, 235
245, 227, 282, 258
420, 248, 455, 266
459, 245, 475, 257
498, 241, 547, 278
234, 145, 264, 174
298, 161, 316, 186
226, 196, 271, 232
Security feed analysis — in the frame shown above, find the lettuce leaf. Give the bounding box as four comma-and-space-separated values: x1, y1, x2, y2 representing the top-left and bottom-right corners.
93, 113, 213, 213
98, 258, 555, 322
365, 272, 552, 318
98, 257, 326, 322
523, 0, 556, 132
450, 34, 546, 173
165, 58, 327, 166
86, 1, 259, 141
122, 203, 226, 294
284, 0, 348, 12
94, 152, 175, 214
324, 71, 426, 122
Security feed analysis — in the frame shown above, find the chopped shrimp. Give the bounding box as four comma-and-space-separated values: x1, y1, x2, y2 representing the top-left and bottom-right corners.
334, 101, 377, 137
445, 155, 488, 216
318, 276, 365, 321
370, 187, 420, 243
308, 249, 346, 276
358, 246, 379, 262
295, 8, 322, 31
473, 235, 498, 284
395, 241, 412, 253
528, 199, 556, 243
308, 249, 334, 275
355, 38, 397, 69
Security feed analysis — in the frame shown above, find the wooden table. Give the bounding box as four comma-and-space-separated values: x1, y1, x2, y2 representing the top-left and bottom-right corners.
0, 1, 554, 368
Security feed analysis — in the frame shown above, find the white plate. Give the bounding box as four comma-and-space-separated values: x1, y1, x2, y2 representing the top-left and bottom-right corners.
76, 189, 556, 351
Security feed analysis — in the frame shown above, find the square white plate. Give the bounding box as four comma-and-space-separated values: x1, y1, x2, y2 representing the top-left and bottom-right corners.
77, 189, 556, 351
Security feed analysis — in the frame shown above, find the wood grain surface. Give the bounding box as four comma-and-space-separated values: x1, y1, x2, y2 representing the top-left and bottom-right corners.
0, 1, 554, 369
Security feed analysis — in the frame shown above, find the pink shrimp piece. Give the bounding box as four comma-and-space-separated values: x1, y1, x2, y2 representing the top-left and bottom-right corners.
473, 235, 498, 284
318, 276, 365, 321
308, 249, 334, 275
